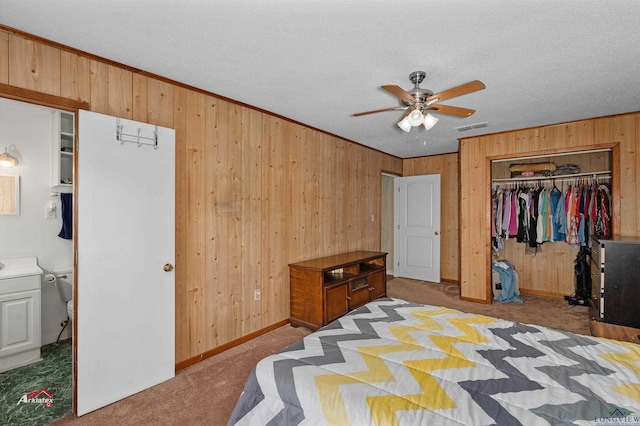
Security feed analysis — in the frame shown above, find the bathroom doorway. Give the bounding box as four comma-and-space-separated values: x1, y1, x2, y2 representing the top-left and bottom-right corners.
0, 98, 74, 422
0, 90, 175, 420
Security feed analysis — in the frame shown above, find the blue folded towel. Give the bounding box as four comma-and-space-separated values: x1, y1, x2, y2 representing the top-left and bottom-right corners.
58, 193, 73, 240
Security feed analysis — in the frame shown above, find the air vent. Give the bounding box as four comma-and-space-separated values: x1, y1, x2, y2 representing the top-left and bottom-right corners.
455, 122, 488, 132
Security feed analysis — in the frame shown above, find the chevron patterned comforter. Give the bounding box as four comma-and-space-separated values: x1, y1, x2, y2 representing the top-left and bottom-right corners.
228, 298, 640, 425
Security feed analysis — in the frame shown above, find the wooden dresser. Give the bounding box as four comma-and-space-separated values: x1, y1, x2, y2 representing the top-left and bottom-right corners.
589, 236, 640, 329
289, 251, 387, 330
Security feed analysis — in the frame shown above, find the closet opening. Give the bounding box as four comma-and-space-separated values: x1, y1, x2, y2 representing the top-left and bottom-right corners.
489, 146, 618, 301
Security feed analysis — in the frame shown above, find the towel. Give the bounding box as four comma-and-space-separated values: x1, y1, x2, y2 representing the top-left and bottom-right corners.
58, 193, 73, 240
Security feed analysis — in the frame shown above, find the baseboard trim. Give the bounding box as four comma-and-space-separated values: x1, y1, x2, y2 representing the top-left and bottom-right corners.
459, 295, 492, 304
519, 288, 566, 299
175, 319, 290, 371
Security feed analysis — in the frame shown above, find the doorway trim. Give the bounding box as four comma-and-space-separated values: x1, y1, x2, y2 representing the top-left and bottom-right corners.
0, 84, 88, 112
0, 84, 88, 415
381, 172, 400, 275
486, 142, 620, 303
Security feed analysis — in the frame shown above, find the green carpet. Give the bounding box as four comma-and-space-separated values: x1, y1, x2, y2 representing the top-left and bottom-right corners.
0, 340, 72, 426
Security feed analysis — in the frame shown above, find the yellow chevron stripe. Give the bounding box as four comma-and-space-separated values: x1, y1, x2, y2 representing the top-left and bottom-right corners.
599, 342, 640, 403
599, 342, 640, 375
314, 308, 443, 424
314, 308, 495, 425
610, 383, 640, 404
368, 313, 495, 426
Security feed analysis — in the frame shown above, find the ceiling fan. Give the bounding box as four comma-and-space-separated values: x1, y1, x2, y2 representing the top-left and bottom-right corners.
353, 71, 485, 132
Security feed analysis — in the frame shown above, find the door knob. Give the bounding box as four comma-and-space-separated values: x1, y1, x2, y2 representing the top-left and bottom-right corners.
163, 263, 174, 272
434, 231, 439, 235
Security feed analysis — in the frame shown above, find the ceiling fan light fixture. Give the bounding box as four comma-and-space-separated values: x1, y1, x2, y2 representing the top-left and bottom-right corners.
407, 109, 424, 127
423, 113, 439, 130
397, 116, 412, 132
354, 72, 485, 137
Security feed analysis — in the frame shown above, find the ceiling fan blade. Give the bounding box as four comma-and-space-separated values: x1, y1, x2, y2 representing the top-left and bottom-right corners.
428, 104, 476, 117
352, 106, 406, 117
381, 85, 417, 104
426, 80, 485, 103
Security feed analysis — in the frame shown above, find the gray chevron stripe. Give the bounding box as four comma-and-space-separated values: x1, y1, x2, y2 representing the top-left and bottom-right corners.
461, 324, 623, 425
227, 367, 265, 424
459, 324, 548, 425
247, 301, 417, 424
531, 335, 619, 424
537, 332, 616, 375
273, 303, 416, 414
457, 387, 522, 426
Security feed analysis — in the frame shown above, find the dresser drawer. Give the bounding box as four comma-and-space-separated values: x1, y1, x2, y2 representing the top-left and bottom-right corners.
590, 260, 602, 293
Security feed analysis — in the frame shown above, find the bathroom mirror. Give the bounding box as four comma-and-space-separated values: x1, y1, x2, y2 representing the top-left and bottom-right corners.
0, 174, 20, 215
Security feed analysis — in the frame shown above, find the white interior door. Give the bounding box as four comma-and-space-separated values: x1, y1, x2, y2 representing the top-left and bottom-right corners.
76, 110, 175, 416
394, 174, 441, 282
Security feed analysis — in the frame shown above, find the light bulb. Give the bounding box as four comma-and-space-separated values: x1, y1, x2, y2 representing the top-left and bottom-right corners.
423, 113, 439, 130
397, 116, 412, 132
0, 148, 18, 167
407, 110, 424, 127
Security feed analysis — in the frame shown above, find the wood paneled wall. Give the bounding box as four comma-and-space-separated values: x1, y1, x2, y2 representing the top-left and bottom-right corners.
403, 153, 460, 282
459, 115, 637, 303
0, 28, 402, 364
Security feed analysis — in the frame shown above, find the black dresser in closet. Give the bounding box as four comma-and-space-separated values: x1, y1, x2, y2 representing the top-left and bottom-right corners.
589, 236, 640, 328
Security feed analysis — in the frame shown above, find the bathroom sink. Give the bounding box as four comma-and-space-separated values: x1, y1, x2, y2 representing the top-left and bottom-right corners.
0, 257, 44, 279
0, 256, 43, 372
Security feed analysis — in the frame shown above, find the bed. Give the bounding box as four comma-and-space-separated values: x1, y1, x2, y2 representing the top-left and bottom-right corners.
228, 298, 640, 425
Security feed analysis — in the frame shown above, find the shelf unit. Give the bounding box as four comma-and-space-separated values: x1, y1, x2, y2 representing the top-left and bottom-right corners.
491, 170, 611, 184
491, 149, 612, 186
51, 111, 74, 193
289, 251, 387, 330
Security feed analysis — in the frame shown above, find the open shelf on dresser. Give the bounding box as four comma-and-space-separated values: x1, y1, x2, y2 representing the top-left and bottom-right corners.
289, 251, 387, 330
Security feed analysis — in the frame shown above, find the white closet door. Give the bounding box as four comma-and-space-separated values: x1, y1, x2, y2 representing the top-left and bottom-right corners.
394, 174, 441, 282
76, 110, 175, 416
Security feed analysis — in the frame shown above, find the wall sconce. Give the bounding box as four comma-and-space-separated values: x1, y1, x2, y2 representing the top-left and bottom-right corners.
0, 146, 18, 168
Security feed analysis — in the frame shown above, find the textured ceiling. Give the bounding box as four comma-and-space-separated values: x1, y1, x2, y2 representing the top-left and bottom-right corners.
1, 0, 639, 158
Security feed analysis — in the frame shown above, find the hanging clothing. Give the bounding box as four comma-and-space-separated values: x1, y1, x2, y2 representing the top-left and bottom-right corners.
595, 183, 612, 238
509, 191, 518, 237
517, 190, 530, 244
566, 186, 580, 247
549, 187, 567, 242
528, 188, 540, 248
537, 188, 550, 244
491, 177, 611, 251
502, 190, 512, 238
491, 195, 497, 238
589, 182, 598, 238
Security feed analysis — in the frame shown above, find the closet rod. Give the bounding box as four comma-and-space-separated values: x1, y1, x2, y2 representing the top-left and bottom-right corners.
492, 170, 611, 183
491, 148, 612, 163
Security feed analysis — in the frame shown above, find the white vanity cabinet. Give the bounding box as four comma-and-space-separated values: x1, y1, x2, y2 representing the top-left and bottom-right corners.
0, 257, 43, 373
